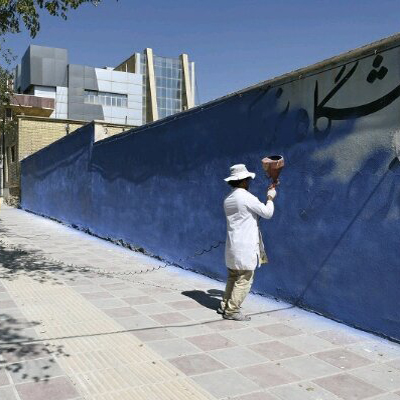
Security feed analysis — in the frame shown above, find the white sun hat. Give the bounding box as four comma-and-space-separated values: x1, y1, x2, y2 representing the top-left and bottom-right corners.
224, 164, 256, 182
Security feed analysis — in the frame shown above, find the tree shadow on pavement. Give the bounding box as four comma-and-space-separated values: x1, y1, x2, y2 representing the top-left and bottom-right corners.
0, 312, 69, 384
0, 234, 95, 286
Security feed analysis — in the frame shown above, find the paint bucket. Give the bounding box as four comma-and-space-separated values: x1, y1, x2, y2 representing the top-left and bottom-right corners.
261, 155, 285, 186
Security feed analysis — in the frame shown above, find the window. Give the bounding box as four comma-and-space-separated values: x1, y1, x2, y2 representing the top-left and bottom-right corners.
84, 90, 128, 108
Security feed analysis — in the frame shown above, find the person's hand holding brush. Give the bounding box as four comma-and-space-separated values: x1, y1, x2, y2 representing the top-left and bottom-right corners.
267, 186, 277, 202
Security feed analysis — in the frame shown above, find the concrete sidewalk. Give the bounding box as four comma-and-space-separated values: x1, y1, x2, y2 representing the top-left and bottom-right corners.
0, 205, 399, 400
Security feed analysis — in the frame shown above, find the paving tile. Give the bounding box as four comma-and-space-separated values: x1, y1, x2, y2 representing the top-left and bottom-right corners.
208, 346, 267, 368
0, 386, 18, 400
220, 328, 271, 345
231, 392, 279, 400
141, 286, 172, 294
169, 353, 226, 375
150, 292, 188, 303
78, 276, 116, 285
238, 362, 300, 388
167, 323, 214, 338
278, 354, 340, 379
133, 302, 175, 315
7, 357, 63, 384
347, 341, 400, 362
80, 291, 113, 300
248, 312, 283, 326
72, 285, 101, 294
180, 308, 219, 321
316, 329, 364, 345
167, 300, 203, 310
270, 307, 310, 321
131, 327, 177, 342
314, 348, 373, 370
187, 333, 237, 351
249, 340, 302, 360
207, 319, 247, 331
287, 315, 347, 333
350, 363, 400, 391
314, 373, 383, 399
103, 307, 139, 318
87, 297, 128, 309
63, 278, 92, 286
16, 376, 79, 400
123, 296, 158, 305
115, 314, 158, 330
150, 312, 192, 325
106, 288, 144, 298
270, 381, 340, 400
256, 323, 302, 338
0, 368, 9, 386
99, 282, 133, 291
147, 338, 201, 358
281, 334, 334, 353
192, 369, 260, 399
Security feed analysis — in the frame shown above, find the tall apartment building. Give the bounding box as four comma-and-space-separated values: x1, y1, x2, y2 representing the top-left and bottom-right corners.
114, 48, 195, 123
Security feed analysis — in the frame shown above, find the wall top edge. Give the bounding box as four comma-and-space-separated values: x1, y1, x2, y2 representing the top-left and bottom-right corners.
16, 114, 138, 129
96, 32, 400, 146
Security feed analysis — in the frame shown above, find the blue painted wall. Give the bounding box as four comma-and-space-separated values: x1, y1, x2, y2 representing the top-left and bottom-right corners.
21, 42, 400, 341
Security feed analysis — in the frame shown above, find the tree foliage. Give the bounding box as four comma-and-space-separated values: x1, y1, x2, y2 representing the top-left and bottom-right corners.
0, 1, 102, 38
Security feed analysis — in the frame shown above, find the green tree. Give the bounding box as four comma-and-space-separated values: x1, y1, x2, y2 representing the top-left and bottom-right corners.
0, 0, 102, 38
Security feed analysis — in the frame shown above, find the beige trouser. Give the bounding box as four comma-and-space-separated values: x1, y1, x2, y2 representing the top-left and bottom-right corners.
220, 269, 255, 316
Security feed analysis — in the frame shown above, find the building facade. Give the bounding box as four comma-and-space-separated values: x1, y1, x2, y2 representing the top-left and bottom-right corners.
115, 48, 195, 123
14, 45, 143, 126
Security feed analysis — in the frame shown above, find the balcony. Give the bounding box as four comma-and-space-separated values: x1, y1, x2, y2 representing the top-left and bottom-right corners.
9, 94, 55, 117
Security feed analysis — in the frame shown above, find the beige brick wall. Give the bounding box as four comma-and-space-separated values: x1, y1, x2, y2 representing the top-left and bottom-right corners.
18, 118, 85, 161
7, 116, 135, 195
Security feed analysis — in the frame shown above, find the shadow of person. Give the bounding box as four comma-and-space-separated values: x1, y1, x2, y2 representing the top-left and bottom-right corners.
181, 289, 224, 311
207, 289, 224, 297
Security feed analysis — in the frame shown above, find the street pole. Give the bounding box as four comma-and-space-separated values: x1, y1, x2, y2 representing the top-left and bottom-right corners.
1, 107, 4, 198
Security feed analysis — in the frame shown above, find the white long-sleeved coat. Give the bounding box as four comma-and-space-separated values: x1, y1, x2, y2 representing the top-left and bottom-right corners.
224, 188, 274, 270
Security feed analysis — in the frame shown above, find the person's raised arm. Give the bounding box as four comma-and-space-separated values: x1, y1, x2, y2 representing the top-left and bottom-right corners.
246, 188, 276, 219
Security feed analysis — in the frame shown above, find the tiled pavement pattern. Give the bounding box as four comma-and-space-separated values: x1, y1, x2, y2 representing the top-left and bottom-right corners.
0, 205, 399, 400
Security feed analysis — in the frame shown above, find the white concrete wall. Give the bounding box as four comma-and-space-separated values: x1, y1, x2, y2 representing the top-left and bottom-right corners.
55, 86, 68, 119
33, 86, 56, 98
95, 68, 142, 125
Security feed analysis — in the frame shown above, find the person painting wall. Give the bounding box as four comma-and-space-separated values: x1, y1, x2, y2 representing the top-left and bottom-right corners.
220, 164, 277, 321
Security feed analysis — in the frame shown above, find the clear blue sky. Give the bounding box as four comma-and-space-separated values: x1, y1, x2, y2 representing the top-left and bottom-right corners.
4, 0, 400, 103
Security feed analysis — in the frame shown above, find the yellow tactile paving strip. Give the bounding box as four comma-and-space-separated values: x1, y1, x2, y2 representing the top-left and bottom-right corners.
2, 274, 215, 400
